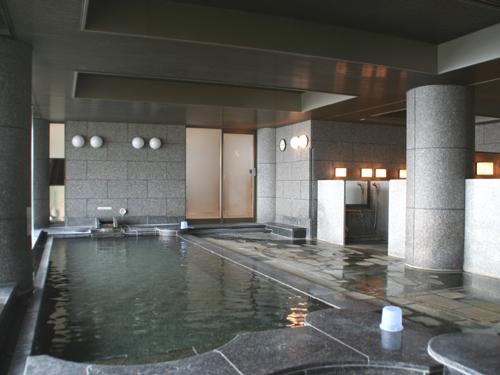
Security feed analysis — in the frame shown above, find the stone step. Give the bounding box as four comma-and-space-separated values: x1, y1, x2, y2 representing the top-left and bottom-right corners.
265, 222, 307, 239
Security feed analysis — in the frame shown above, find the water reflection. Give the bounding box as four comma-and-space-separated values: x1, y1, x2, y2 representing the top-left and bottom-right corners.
35, 237, 326, 364
286, 303, 309, 328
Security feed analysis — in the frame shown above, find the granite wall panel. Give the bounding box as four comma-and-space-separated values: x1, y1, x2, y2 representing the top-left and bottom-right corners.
256, 128, 276, 223
65, 121, 186, 224
476, 122, 500, 153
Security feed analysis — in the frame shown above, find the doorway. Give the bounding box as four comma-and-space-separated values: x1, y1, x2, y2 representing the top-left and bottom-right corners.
186, 128, 255, 221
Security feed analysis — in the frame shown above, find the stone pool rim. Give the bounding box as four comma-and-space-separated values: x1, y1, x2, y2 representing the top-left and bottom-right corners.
11, 231, 451, 375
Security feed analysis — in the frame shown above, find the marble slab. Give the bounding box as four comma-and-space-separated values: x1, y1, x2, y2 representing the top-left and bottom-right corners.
428, 333, 500, 375
25, 352, 237, 375
218, 326, 367, 375
305, 309, 454, 373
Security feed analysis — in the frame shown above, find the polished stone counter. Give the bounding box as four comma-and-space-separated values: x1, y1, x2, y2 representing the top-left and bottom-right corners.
428, 333, 500, 375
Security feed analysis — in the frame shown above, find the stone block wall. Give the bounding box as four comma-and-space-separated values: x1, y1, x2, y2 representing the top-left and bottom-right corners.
275, 121, 312, 234
65, 121, 186, 225
256, 128, 276, 223
32, 119, 50, 228
476, 122, 500, 153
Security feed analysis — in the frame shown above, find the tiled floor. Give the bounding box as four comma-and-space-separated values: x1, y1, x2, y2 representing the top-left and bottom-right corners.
199, 230, 500, 333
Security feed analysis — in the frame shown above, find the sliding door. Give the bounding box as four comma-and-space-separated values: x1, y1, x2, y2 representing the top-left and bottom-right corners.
222, 133, 254, 219
186, 128, 221, 219
186, 128, 254, 221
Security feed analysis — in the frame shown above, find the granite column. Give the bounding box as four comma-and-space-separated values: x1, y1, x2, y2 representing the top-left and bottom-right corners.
406, 85, 474, 271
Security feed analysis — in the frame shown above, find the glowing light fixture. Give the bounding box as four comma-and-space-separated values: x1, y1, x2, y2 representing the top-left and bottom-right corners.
298, 134, 309, 149
399, 169, 407, 179
361, 168, 373, 178
375, 168, 387, 178
71, 135, 85, 148
334, 167, 347, 178
90, 135, 103, 149
290, 134, 309, 150
476, 162, 494, 176
131, 137, 145, 149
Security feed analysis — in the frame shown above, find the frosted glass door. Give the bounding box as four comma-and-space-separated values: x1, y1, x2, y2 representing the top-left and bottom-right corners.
186, 128, 221, 219
222, 133, 254, 219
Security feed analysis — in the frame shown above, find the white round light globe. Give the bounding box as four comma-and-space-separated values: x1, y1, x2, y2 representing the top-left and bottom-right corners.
149, 137, 162, 150
298, 134, 309, 149
90, 135, 104, 149
131, 137, 145, 149
71, 135, 85, 148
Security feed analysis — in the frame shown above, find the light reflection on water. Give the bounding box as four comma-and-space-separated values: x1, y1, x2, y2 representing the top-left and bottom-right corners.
35, 237, 326, 364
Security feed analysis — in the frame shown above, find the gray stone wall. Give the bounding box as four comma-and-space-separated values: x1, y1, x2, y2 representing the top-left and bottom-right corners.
275, 121, 312, 234
0, 37, 33, 293
464, 179, 500, 279
476, 122, 500, 153
32, 118, 50, 228
310, 120, 406, 237
256, 128, 276, 223
65, 121, 186, 225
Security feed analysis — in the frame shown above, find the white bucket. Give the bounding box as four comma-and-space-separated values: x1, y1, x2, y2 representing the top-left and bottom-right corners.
180, 221, 188, 230
379, 306, 403, 332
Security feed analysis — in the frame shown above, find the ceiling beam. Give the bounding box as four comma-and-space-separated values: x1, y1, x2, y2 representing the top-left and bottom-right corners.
74, 72, 356, 112
84, 0, 437, 74
438, 23, 500, 73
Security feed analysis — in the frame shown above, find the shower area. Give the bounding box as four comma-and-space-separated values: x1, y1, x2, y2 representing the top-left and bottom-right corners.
344, 180, 389, 246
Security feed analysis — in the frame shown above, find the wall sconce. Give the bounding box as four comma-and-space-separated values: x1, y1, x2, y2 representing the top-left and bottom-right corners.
279, 138, 287, 152
476, 162, 494, 176
361, 168, 373, 178
131, 137, 145, 149
90, 135, 104, 149
375, 168, 387, 178
334, 167, 347, 178
399, 169, 407, 179
71, 135, 85, 148
149, 137, 162, 150
290, 134, 309, 150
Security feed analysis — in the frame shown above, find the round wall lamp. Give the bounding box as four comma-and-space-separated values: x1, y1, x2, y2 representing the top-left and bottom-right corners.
149, 137, 162, 150
290, 134, 309, 150
71, 135, 85, 148
90, 135, 104, 149
131, 136, 145, 149
298, 134, 309, 149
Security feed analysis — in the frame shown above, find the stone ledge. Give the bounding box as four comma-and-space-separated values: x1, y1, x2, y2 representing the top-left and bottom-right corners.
265, 222, 307, 238
23, 308, 449, 375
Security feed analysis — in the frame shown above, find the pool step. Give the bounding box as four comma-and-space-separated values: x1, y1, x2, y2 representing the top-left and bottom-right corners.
265, 222, 307, 239
347, 233, 386, 243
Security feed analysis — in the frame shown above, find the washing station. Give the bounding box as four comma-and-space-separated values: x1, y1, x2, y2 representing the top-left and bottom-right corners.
345, 180, 387, 244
